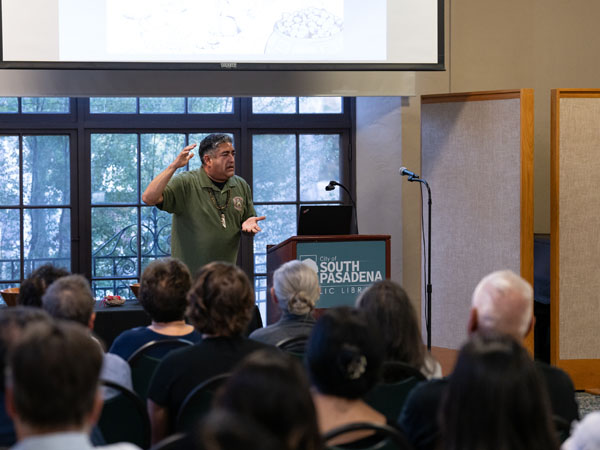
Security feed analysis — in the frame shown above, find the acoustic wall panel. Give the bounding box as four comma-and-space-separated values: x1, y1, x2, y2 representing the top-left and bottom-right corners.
421, 90, 534, 351
551, 89, 600, 389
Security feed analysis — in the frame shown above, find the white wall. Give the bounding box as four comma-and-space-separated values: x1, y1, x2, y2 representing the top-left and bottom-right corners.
356, 97, 404, 284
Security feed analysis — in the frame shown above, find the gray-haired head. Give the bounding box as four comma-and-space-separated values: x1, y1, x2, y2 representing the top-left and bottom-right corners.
41, 274, 95, 327
471, 270, 533, 339
273, 260, 320, 315
199, 133, 233, 165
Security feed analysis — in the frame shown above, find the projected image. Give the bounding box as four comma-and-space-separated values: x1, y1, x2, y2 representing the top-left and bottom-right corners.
2, 0, 439, 66
265, 7, 344, 56
104, 0, 363, 61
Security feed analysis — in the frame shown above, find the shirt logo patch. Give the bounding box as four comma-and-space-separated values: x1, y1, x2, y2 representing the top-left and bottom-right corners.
233, 196, 244, 211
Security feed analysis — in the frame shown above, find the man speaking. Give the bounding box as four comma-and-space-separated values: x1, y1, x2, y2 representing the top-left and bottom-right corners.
142, 134, 265, 275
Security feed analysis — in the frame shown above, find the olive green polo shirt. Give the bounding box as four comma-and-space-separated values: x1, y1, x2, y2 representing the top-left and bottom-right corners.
158, 168, 256, 275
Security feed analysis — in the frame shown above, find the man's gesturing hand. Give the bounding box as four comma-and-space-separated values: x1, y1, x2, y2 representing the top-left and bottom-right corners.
171, 144, 196, 169
242, 216, 266, 234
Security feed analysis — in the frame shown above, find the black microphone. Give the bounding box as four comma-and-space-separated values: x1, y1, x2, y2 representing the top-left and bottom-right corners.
399, 166, 419, 179
325, 181, 337, 191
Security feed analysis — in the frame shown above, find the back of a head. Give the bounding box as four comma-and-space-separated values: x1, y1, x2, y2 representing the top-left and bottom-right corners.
215, 350, 321, 450
41, 274, 95, 326
471, 270, 533, 339
140, 257, 191, 322
273, 260, 320, 316
17, 264, 70, 308
306, 306, 384, 400
356, 280, 425, 368
0, 307, 52, 392
440, 334, 558, 450
187, 262, 254, 336
6, 320, 103, 430
199, 409, 287, 450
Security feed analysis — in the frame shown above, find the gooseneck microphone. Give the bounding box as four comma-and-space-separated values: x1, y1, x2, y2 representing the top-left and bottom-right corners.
324, 180, 359, 234
325, 181, 337, 191
399, 166, 419, 179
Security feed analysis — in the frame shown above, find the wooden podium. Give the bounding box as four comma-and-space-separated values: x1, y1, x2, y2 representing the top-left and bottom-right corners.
266, 235, 390, 325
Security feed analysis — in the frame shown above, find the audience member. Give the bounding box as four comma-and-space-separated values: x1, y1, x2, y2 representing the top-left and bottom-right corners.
398, 270, 579, 450
0, 307, 52, 447
307, 306, 386, 446
439, 333, 559, 450
109, 258, 201, 360
356, 279, 441, 379
250, 260, 320, 346
198, 409, 285, 450
211, 349, 323, 450
42, 274, 133, 395
147, 262, 272, 444
5, 320, 140, 450
17, 264, 69, 307
562, 411, 600, 450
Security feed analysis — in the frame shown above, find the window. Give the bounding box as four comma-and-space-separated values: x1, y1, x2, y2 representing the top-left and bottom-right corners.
0, 130, 72, 294
251, 132, 344, 318
0, 97, 355, 318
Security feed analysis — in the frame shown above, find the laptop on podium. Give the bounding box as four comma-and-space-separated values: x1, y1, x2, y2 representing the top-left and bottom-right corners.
297, 205, 355, 235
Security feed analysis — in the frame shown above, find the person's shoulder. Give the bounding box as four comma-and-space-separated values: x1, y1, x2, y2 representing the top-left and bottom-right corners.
108, 327, 150, 356
169, 168, 205, 188
183, 329, 203, 343
230, 174, 251, 188
248, 324, 274, 341
404, 377, 448, 406
535, 360, 575, 388
249, 322, 307, 347
246, 335, 275, 347
104, 352, 129, 366
239, 336, 278, 353
112, 326, 150, 341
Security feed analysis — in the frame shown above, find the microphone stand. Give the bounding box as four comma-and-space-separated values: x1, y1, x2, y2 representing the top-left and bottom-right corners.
408, 175, 433, 351
326, 181, 359, 234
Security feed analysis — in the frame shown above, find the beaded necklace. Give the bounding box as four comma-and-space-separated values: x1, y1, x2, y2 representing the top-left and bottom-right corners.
207, 189, 231, 228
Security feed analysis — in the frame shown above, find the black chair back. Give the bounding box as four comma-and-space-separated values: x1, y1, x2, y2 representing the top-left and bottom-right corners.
364, 377, 423, 423
149, 433, 192, 450
127, 338, 194, 400
98, 380, 151, 450
324, 422, 413, 450
175, 373, 231, 433
275, 334, 309, 356
381, 361, 427, 384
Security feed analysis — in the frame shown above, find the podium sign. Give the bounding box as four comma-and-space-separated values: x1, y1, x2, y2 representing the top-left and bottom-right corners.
297, 240, 386, 307
266, 235, 390, 324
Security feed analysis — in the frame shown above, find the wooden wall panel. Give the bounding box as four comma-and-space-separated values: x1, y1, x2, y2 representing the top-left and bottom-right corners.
551, 89, 600, 389
421, 89, 534, 352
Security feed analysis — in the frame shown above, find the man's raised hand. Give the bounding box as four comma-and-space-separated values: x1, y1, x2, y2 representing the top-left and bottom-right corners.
171, 144, 196, 169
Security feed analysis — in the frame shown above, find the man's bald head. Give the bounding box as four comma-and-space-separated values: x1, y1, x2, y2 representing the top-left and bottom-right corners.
470, 270, 533, 339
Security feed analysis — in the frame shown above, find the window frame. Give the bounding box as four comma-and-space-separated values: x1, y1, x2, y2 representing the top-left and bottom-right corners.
0, 97, 356, 303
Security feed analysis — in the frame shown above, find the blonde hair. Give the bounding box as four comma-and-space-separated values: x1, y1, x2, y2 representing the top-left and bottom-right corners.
273, 261, 320, 315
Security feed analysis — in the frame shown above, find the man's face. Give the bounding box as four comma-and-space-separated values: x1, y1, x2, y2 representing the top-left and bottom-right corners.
204, 142, 235, 182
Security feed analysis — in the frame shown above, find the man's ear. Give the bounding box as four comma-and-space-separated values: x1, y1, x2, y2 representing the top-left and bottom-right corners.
525, 315, 535, 338
270, 287, 279, 305
87, 390, 104, 428
467, 307, 478, 335
88, 312, 96, 330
